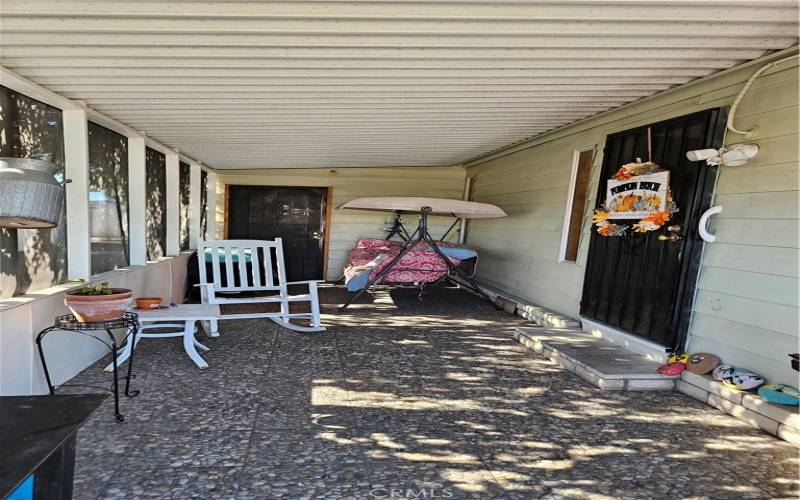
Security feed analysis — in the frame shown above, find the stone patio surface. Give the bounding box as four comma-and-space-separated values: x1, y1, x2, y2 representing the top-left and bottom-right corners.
65, 286, 798, 499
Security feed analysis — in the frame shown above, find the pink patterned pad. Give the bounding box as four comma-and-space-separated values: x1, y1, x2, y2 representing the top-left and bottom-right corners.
343, 238, 476, 287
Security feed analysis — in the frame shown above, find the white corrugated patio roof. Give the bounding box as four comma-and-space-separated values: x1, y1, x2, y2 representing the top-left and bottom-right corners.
0, 1, 797, 169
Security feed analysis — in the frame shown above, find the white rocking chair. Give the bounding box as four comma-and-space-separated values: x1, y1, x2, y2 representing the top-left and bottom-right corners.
197, 239, 325, 335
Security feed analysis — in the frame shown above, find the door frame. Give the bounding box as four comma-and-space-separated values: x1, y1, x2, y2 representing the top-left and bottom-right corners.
580, 107, 729, 352
223, 184, 333, 281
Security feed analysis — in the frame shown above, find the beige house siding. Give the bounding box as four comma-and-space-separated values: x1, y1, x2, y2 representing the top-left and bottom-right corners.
465, 48, 798, 386
216, 166, 465, 280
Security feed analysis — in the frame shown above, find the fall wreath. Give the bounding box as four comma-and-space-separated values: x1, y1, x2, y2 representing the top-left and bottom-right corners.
593, 161, 678, 237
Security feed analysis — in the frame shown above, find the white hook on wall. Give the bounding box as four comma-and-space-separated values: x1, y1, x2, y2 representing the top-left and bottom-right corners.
698, 206, 723, 243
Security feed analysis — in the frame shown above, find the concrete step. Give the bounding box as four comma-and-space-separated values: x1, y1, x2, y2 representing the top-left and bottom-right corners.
474, 281, 580, 329
515, 326, 677, 391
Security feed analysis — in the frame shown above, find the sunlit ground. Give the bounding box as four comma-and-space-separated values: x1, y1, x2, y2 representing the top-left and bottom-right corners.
66, 285, 798, 499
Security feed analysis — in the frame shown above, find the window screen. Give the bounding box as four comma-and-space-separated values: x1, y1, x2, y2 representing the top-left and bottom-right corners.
145, 147, 167, 260
562, 149, 595, 263
179, 161, 191, 250
0, 86, 67, 298
88, 122, 129, 274
200, 169, 208, 240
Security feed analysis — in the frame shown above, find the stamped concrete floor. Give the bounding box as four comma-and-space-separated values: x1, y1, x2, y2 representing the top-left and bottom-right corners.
66, 285, 798, 499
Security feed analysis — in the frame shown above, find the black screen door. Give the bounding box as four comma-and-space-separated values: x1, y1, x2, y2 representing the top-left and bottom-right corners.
580, 108, 727, 350
227, 185, 326, 281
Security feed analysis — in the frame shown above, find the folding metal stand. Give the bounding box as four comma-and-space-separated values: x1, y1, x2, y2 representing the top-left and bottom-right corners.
386, 212, 461, 242
384, 212, 411, 241
341, 207, 497, 310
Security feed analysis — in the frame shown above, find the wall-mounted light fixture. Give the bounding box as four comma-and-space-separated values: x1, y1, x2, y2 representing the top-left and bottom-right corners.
0, 157, 66, 228
685, 143, 759, 167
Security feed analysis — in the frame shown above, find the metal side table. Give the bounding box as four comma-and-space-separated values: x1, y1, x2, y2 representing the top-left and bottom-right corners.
36, 313, 140, 422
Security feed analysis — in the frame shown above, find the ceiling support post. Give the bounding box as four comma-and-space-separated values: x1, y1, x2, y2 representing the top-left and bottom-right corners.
127, 136, 147, 266
63, 106, 91, 280
189, 162, 201, 249
165, 152, 180, 256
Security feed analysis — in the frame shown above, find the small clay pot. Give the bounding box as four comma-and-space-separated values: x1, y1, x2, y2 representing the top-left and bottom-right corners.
64, 288, 133, 322
135, 297, 162, 310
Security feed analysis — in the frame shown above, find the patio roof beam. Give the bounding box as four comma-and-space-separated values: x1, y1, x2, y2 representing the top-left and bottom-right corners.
3, 59, 746, 71
92, 104, 637, 112
0, 47, 772, 62
2, 19, 795, 38
49, 84, 676, 95
2, 1, 796, 21
35, 74, 709, 84
85, 95, 657, 104
1, 33, 795, 50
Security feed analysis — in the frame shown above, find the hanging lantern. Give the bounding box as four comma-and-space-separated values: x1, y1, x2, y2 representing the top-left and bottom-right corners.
0, 157, 65, 228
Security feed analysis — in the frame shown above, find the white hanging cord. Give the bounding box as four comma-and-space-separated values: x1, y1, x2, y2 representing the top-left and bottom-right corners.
727, 53, 798, 138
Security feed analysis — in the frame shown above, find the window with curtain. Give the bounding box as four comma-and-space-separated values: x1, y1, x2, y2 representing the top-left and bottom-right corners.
145, 147, 167, 260
88, 122, 129, 275
200, 169, 208, 240
0, 86, 67, 298
179, 161, 191, 250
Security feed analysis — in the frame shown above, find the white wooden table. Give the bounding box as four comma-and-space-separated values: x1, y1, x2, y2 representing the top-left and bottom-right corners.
104, 304, 221, 370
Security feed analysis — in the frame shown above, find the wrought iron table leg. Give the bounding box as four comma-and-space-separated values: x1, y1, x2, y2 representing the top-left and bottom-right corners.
36, 327, 56, 395
104, 329, 124, 422
123, 323, 140, 397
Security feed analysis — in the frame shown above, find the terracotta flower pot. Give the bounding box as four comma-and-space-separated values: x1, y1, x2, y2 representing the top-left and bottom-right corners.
135, 297, 162, 309
64, 288, 133, 322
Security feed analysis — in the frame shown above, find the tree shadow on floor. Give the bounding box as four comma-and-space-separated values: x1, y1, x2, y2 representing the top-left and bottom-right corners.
65, 285, 798, 499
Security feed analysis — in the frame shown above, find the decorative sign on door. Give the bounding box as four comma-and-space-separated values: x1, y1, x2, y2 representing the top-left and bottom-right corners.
605, 169, 670, 219
592, 128, 678, 237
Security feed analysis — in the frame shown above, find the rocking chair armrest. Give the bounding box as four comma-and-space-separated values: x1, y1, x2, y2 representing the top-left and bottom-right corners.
285, 280, 325, 285
194, 283, 217, 295
194, 282, 219, 304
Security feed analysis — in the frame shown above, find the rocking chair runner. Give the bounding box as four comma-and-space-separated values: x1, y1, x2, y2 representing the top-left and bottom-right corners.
197, 239, 325, 334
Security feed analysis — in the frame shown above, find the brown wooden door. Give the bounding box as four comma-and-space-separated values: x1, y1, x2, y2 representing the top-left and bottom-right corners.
227, 186, 327, 281
580, 108, 727, 349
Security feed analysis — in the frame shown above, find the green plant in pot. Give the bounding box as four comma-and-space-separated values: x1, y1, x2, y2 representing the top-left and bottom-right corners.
64, 281, 133, 322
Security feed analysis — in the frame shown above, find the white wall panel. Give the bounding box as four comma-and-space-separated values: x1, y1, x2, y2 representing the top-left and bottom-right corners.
465, 50, 800, 386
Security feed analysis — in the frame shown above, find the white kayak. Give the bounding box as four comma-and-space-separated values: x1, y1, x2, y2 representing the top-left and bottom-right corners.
340, 197, 506, 219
